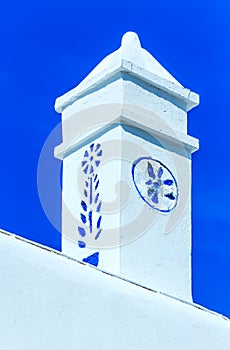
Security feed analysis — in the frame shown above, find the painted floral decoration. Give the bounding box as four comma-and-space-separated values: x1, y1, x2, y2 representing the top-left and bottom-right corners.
132, 157, 178, 212
77, 143, 103, 266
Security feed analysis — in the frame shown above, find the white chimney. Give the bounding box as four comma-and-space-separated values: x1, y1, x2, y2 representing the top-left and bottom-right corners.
54, 32, 199, 302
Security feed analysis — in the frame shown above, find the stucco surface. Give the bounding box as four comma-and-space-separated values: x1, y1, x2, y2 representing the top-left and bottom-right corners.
1, 231, 230, 350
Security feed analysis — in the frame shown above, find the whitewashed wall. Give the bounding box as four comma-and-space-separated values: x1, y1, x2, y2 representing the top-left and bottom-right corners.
1, 230, 230, 350
61, 120, 193, 301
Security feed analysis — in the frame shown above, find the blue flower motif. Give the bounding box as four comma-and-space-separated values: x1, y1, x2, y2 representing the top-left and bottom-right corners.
145, 162, 175, 204
132, 157, 178, 213
78, 143, 103, 260
81, 143, 102, 175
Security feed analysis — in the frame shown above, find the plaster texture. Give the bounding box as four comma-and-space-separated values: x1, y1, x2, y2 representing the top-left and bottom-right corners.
1, 230, 230, 350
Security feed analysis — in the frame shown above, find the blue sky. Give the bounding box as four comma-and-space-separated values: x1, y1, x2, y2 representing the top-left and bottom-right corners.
1, 0, 230, 316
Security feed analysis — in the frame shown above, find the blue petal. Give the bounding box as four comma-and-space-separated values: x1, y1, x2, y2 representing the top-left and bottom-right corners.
95, 144, 101, 152
84, 150, 89, 157
148, 188, 154, 196
97, 150, 102, 157
81, 200, 87, 211
95, 160, 100, 167
145, 180, 153, 185
78, 240, 86, 248
81, 213, 86, 224
89, 165, 94, 174
83, 165, 89, 174
94, 193, 99, 204
78, 227, 86, 237
90, 143, 94, 152
164, 179, 173, 186
147, 162, 155, 179
95, 180, 99, 190
97, 215, 102, 229
152, 191, 159, 204
96, 201, 102, 212
165, 193, 175, 200
158, 167, 163, 178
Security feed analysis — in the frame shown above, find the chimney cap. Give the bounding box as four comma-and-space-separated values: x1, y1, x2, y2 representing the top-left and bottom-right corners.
55, 32, 199, 113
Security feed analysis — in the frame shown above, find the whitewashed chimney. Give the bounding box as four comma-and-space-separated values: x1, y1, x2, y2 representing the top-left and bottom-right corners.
54, 32, 199, 302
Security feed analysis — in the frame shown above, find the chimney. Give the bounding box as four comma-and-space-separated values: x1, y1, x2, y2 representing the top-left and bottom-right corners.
54, 32, 199, 302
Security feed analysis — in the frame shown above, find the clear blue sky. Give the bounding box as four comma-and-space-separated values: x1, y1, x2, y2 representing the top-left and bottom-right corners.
1, 0, 230, 316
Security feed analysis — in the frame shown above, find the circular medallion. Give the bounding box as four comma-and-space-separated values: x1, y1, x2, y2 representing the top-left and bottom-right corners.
132, 157, 178, 212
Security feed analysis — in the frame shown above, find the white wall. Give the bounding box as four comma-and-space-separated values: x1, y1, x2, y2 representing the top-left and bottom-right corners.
60, 117, 193, 301
1, 230, 230, 350
120, 124, 192, 301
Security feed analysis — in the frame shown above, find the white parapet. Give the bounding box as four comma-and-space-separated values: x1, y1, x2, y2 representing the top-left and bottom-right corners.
0, 230, 230, 350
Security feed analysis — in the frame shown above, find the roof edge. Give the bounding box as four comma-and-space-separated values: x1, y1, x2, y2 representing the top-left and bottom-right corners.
0, 228, 228, 322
